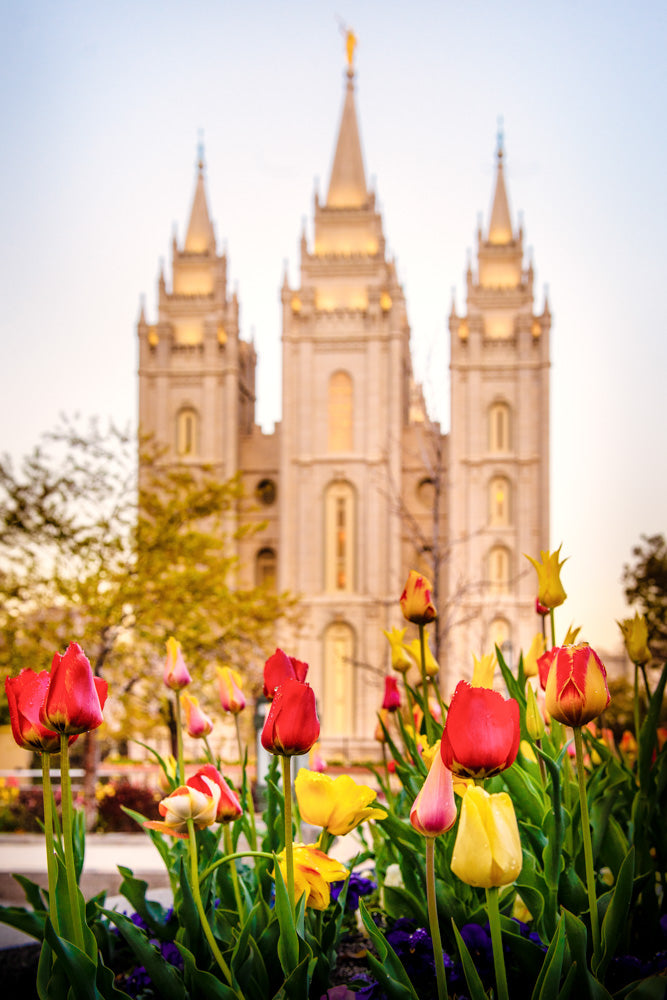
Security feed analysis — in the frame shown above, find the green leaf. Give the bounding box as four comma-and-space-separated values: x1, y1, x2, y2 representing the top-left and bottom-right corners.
43, 916, 100, 1000
359, 899, 419, 998
273, 859, 299, 978
594, 846, 635, 980
280, 953, 313, 1000
382, 884, 428, 924
100, 907, 188, 1000
11, 873, 48, 912
618, 976, 667, 999
116, 866, 173, 940
562, 909, 613, 999
0, 902, 46, 941
178, 941, 241, 998
639, 660, 667, 789
451, 918, 488, 1000
531, 915, 565, 1000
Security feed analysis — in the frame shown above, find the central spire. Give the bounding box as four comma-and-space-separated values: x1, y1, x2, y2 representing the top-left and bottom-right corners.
487, 125, 513, 245
326, 29, 368, 209
184, 139, 216, 253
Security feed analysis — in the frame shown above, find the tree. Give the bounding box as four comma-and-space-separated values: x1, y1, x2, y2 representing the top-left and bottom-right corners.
622, 533, 667, 663
0, 418, 295, 814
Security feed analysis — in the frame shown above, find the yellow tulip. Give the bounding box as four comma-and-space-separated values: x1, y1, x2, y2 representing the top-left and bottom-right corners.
523, 633, 546, 678
400, 570, 437, 625
525, 683, 545, 741
471, 652, 496, 688
405, 637, 440, 677
524, 545, 567, 609
274, 844, 348, 910
451, 786, 522, 888
383, 627, 413, 674
295, 769, 387, 836
617, 612, 651, 665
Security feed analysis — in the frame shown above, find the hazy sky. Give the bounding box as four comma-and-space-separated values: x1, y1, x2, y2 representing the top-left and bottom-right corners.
1, 1, 665, 655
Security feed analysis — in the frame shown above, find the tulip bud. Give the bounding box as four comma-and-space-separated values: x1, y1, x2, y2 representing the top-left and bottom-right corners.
405, 637, 439, 677
524, 545, 567, 610
382, 627, 413, 674
617, 612, 651, 666
40, 643, 108, 736
400, 570, 437, 626
441, 681, 520, 779
5, 670, 77, 754
374, 709, 389, 743
382, 676, 401, 712
216, 666, 246, 714
410, 748, 457, 837
543, 643, 610, 727
163, 637, 192, 691
263, 648, 308, 699
180, 691, 214, 738
525, 682, 545, 741
535, 598, 549, 617
451, 786, 522, 888
261, 678, 320, 756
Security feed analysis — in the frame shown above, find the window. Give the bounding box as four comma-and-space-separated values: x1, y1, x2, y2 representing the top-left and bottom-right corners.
328, 371, 353, 452
256, 548, 277, 590
489, 545, 510, 595
323, 622, 354, 735
490, 616, 512, 664
324, 481, 355, 592
176, 407, 199, 457
255, 479, 277, 506
489, 401, 511, 452
489, 476, 511, 525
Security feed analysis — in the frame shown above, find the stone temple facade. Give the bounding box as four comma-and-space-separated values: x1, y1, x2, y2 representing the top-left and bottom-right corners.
137, 51, 551, 760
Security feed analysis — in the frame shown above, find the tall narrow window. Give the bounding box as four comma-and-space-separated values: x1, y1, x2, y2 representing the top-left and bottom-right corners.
489, 545, 510, 595
176, 407, 199, 457
255, 548, 277, 590
490, 617, 512, 666
489, 476, 511, 525
323, 622, 354, 735
325, 481, 355, 592
328, 371, 353, 452
489, 401, 511, 452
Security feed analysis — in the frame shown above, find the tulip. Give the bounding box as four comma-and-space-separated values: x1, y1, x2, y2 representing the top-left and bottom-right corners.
405, 637, 439, 677
5, 670, 77, 754
471, 652, 496, 688
309, 742, 327, 772
180, 691, 214, 738
374, 708, 389, 743
295, 770, 387, 836
187, 763, 242, 823
261, 677, 320, 756
382, 627, 412, 674
40, 642, 108, 736
525, 683, 545, 741
440, 681, 520, 779
274, 844, 348, 910
617, 612, 651, 665
451, 786, 522, 888
410, 748, 457, 837
524, 545, 567, 610
535, 598, 549, 617
216, 666, 246, 714
542, 643, 610, 727
263, 648, 308, 698
400, 570, 437, 626
382, 676, 401, 712
523, 633, 546, 679
163, 636, 192, 690
144, 772, 222, 838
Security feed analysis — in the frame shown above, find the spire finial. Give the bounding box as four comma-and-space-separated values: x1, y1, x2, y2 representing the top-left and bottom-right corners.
496, 116, 504, 162
337, 20, 357, 77
197, 129, 205, 172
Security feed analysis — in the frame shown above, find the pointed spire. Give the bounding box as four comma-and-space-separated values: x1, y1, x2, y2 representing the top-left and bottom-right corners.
487, 123, 513, 245
326, 29, 368, 208
184, 138, 216, 253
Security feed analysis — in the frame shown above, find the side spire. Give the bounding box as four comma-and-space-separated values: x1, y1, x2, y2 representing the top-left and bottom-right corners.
184, 137, 216, 253
326, 28, 368, 208
487, 123, 513, 245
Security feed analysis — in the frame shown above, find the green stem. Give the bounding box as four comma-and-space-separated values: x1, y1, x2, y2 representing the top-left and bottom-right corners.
549, 609, 556, 649
633, 664, 641, 750
175, 694, 185, 785
486, 885, 509, 1000
41, 755, 60, 935
59, 733, 84, 950
281, 755, 296, 912
186, 818, 236, 988
639, 662, 651, 701
573, 726, 601, 960
535, 738, 547, 786
224, 824, 244, 918
419, 624, 435, 744
203, 734, 217, 767
200, 849, 275, 882
425, 838, 448, 1000
235, 715, 258, 852
381, 743, 395, 809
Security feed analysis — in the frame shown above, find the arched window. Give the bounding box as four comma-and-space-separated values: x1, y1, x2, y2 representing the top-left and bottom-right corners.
489, 476, 511, 525
489, 401, 511, 452
489, 545, 511, 595
490, 616, 512, 665
324, 481, 355, 592
255, 548, 277, 590
328, 371, 353, 452
176, 407, 199, 457
323, 622, 354, 735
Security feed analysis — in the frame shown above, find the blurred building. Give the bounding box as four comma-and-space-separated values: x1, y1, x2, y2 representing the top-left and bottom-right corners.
137, 46, 550, 759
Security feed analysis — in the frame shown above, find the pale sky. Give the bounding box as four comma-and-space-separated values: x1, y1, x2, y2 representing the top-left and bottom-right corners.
1, 1, 665, 655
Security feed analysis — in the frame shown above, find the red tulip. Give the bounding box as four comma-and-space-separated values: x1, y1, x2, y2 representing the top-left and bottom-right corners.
382, 676, 401, 712
263, 648, 309, 698
163, 637, 192, 691
261, 678, 320, 756
440, 681, 520, 779
187, 764, 242, 823
543, 643, 610, 727
40, 643, 108, 736
5, 670, 77, 754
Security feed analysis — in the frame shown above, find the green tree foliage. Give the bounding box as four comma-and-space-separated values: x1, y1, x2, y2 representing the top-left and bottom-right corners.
0, 418, 295, 742
622, 532, 667, 663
